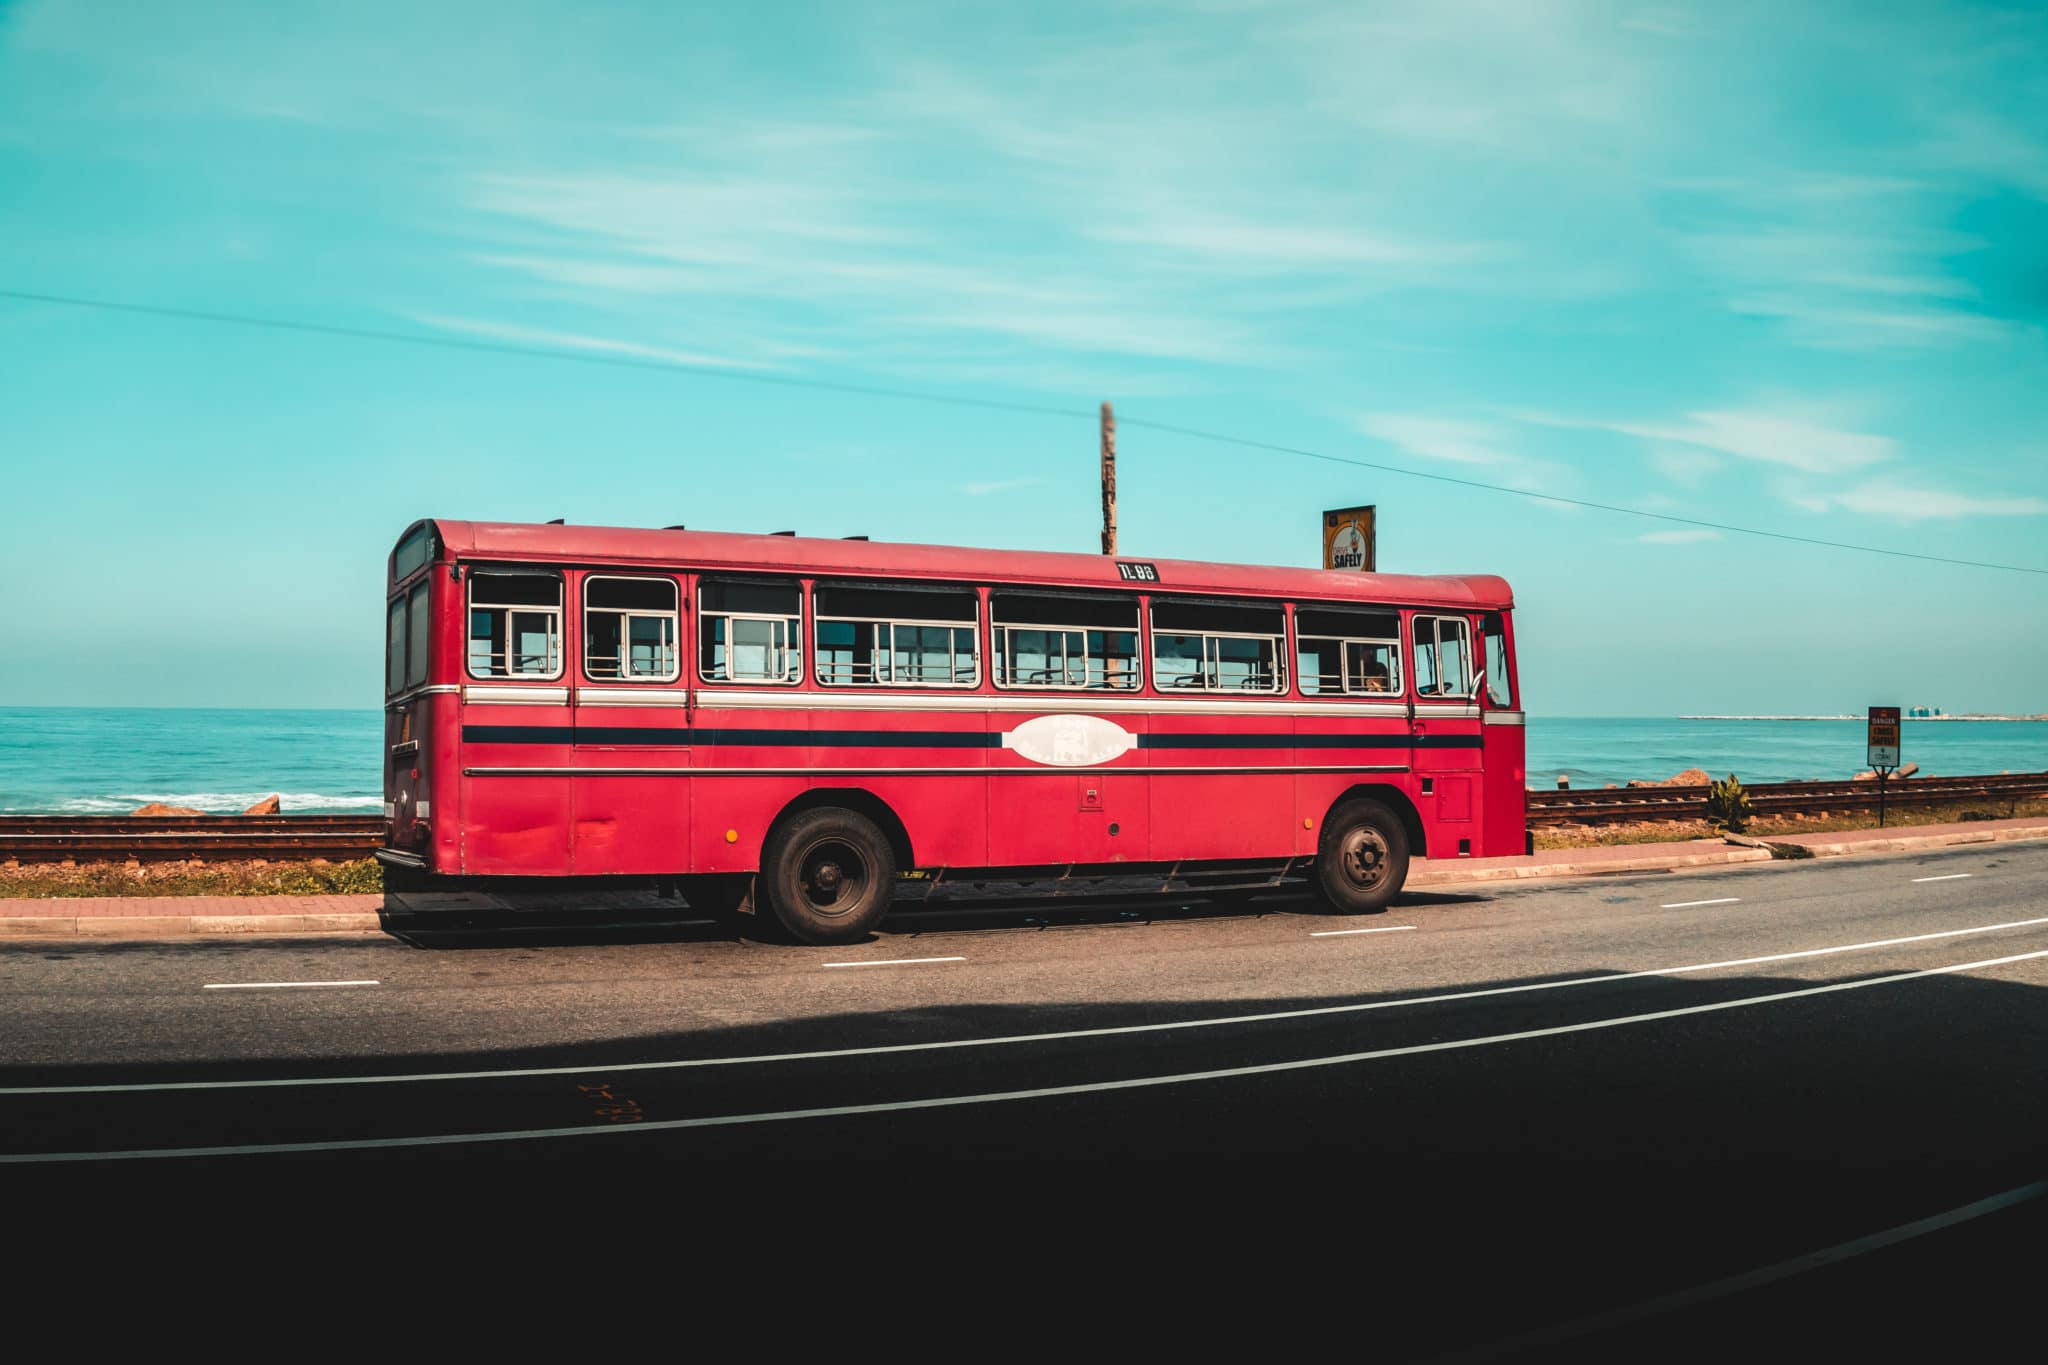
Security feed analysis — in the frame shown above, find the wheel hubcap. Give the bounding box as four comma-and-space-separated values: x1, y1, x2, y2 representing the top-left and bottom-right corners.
799, 839, 867, 916
1340, 827, 1391, 891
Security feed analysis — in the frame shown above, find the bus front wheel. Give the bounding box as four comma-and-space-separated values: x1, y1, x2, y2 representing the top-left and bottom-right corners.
1313, 799, 1409, 914
759, 807, 897, 945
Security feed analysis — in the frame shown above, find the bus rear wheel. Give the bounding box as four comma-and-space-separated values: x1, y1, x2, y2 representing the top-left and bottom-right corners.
1314, 799, 1409, 914
759, 807, 897, 945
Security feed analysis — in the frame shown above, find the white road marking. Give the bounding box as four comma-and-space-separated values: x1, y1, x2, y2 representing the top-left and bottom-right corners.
1912, 873, 1973, 883
1310, 925, 1417, 938
202, 981, 379, 991
9, 914, 2048, 1097
821, 956, 965, 969
8, 947, 2044, 1164
1660, 898, 1741, 909
1461, 1179, 2048, 1359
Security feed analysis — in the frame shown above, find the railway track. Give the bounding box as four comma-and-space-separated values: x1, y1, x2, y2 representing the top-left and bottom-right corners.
0, 815, 386, 863
1527, 771, 2048, 826
0, 770, 2042, 862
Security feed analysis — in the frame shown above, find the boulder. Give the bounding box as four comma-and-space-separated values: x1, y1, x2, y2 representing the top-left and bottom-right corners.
243, 795, 282, 815
1667, 767, 1712, 787
132, 802, 206, 816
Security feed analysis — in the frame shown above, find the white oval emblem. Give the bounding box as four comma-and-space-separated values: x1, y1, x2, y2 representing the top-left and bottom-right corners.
1001, 714, 1136, 767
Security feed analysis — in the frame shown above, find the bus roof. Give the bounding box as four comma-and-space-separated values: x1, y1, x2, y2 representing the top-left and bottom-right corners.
419, 519, 1515, 611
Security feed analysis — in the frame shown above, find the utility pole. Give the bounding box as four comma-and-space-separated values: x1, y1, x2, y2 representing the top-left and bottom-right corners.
1099, 400, 1118, 556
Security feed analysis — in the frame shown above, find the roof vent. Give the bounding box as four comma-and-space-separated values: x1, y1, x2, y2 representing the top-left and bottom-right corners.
661, 524, 687, 531
545, 518, 565, 525
770, 530, 796, 537
842, 535, 870, 541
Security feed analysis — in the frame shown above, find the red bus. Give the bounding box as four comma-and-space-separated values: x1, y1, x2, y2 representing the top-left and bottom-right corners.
379, 519, 1525, 943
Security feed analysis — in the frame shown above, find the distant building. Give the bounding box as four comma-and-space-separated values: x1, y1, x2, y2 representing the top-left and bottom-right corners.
1905, 705, 1946, 718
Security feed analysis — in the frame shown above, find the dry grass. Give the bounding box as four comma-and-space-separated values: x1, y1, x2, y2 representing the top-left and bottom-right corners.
1535, 797, 2048, 850
0, 858, 383, 900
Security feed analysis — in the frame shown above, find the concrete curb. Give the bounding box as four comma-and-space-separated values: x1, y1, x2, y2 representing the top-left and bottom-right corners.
1410, 847, 1774, 886
3, 821, 2044, 939
1414, 822, 2048, 891
0, 913, 386, 939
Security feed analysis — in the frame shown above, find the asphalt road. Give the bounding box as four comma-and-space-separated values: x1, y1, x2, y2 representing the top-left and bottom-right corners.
4, 842, 2043, 1354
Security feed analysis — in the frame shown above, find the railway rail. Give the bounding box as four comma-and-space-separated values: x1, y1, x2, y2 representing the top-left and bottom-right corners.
0, 815, 385, 863
0, 770, 2042, 862
1526, 771, 2048, 827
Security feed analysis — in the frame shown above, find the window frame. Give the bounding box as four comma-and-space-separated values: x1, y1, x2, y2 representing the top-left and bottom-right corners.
1480, 610, 1515, 708
989, 591, 1144, 693
404, 580, 431, 691
464, 569, 566, 682
695, 576, 804, 687
812, 582, 982, 690
581, 573, 682, 684
386, 596, 408, 696
1147, 598, 1287, 696
1293, 607, 1405, 699
1410, 613, 1476, 701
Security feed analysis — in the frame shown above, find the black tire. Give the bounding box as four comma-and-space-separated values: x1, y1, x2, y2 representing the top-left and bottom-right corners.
1313, 799, 1410, 914
758, 807, 897, 945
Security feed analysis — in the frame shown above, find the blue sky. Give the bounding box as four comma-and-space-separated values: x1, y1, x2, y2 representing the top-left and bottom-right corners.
1, 0, 2044, 715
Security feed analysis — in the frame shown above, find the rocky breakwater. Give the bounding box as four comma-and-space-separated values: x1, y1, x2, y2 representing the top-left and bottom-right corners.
130, 795, 283, 816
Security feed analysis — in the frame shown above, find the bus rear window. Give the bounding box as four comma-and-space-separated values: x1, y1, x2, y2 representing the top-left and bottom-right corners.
467, 572, 563, 679
405, 581, 431, 689
393, 524, 434, 582
386, 598, 407, 694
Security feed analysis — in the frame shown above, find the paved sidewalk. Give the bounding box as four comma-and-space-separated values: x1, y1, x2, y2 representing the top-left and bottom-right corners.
1411, 816, 2048, 888
4, 817, 2045, 939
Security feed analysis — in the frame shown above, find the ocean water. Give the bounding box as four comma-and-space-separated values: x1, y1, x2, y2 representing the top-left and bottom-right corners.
0, 708, 2044, 814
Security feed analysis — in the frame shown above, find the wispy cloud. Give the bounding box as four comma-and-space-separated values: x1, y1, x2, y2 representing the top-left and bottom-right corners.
1520, 407, 1896, 475
1800, 479, 2048, 523
1649, 447, 1722, 486
1355, 411, 1571, 497
961, 477, 1039, 497
1355, 413, 1517, 467
1637, 528, 1722, 544
411, 314, 777, 370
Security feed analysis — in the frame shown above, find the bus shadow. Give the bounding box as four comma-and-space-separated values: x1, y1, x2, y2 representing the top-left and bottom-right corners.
377, 882, 1494, 948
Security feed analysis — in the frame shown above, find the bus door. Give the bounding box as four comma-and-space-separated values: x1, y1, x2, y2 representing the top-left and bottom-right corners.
571, 572, 691, 875
459, 567, 575, 874
1476, 610, 1528, 857
1408, 611, 1484, 858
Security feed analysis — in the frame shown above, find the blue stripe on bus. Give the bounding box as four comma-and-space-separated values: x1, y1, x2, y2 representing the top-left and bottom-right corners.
463, 725, 1484, 750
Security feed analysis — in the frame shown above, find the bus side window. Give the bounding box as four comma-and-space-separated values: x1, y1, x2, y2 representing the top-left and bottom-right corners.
1412, 615, 1473, 698
1481, 611, 1513, 708
585, 576, 680, 682
1149, 599, 1285, 693
1295, 608, 1402, 696
814, 583, 979, 688
990, 591, 1142, 690
467, 571, 564, 679
698, 579, 802, 684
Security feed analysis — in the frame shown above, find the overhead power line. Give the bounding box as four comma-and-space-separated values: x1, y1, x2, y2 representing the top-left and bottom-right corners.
5, 285, 2044, 577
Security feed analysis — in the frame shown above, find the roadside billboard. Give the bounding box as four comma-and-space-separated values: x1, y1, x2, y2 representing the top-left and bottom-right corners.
1323, 505, 1376, 572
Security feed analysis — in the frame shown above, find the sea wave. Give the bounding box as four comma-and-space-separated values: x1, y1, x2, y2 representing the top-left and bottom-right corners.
2, 792, 386, 815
